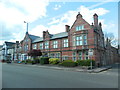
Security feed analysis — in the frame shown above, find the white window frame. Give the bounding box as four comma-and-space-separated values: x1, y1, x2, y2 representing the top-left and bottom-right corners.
78, 51, 82, 60
45, 41, 49, 49
72, 52, 76, 61
84, 51, 89, 60
33, 44, 37, 49
53, 41, 58, 48
76, 36, 83, 46
76, 25, 84, 31
40, 43, 43, 49
63, 39, 68, 47
26, 44, 28, 50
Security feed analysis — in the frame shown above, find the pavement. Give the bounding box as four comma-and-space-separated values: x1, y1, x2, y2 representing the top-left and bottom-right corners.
4, 62, 115, 73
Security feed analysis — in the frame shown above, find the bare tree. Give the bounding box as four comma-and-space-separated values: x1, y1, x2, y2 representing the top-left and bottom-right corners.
104, 32, 118, 48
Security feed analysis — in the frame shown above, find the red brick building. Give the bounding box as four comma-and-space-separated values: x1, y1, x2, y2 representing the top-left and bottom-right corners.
15, 12, 119, 66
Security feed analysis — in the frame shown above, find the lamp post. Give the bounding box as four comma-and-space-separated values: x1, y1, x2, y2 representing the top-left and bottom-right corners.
24, 21, 28, 64
24, 21, 28, 33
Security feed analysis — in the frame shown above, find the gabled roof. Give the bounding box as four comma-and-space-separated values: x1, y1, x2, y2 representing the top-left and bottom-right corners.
32, 32, 68, 43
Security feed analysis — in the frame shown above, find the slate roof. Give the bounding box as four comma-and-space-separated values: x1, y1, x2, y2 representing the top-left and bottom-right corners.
29, 34, 40, 41
32, 37, 43, 43
4, 41, 15, 49
5, 41, 15, 46
32, 32, 68, 43
51, 32, 68, 39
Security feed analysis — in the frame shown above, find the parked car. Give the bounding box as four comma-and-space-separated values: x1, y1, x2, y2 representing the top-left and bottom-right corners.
7, 60, 11, 63
17, 60, 22, 64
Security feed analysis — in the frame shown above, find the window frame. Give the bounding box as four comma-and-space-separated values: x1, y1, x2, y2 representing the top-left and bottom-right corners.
33, 44, 37, 49
53, 40, 58, 48
63, 39, 68, 47
76, 35, 83, 46
45, 41, 49, 49
76, 25, 84, 31
39, 43, 43, 49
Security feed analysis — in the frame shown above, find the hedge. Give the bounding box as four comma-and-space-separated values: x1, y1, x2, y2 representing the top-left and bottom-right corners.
33, 58, 40, 63
49, 58, 60, 65
76, 59, 95, 66
26, 60, 32, 63
60, 60, 78, 67
40, 57, 49, 65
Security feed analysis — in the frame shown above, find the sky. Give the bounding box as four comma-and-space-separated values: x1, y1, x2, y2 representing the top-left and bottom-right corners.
0, 0, 119, 45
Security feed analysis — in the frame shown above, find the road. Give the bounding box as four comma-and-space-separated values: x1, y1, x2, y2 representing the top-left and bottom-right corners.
2, 63, 119, 88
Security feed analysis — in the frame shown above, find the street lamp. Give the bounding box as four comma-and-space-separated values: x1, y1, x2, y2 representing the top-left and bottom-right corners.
24, 21, 28, 64
24, 21, 28, 33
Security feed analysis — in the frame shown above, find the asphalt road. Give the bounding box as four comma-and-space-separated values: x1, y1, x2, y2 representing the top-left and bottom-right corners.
2, 63, 119, 88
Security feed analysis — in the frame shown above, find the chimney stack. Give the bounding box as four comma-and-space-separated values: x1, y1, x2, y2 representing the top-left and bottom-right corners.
93, 13, 98, 27
65, 25, 70, 32
43, 31, 46, 39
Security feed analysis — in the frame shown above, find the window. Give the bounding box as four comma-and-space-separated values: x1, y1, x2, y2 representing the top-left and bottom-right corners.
83, 35, 87, 45
72, 52, 76, 61
49, 53, 54, 58
19, 46, 22, 51
62, 56, 68, 60
84, 51, 89, 60
55, 53, 60, 58
24, 45, 28, 51
76, 25, 84, 31
45, 41, 49, 49
63, 39, 68, 47
50, 53, 60, 58
26, 45, 28, 50
75, 35, 87, 46
33, 44, 37, 49
76, 36, 83, 46
53, 41, 58, 48
78, 51, 82, 60
40, 43, 43, 49
72, 36, 76, 46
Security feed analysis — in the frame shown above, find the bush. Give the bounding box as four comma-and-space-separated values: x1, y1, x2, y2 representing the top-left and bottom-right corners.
34, 58, 40, 63
22, 60, 25, 63
40, 57, 49, 65
60, 60, 78, 67
26, 59, 32, 63
76, 59, 95, 66
49, 58, 60, 65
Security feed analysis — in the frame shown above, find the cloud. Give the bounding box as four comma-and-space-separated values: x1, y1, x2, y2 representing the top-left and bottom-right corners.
43, 6, 109, 35
53, 4, 61, 10
48, 18, 60, 25
30, 5, 110, 38
0, 0, 49, 45
30, 25, 48, 37
0, 0, 49, 28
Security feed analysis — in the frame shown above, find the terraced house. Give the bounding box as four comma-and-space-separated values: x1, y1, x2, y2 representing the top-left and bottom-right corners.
1, 12, 119, 66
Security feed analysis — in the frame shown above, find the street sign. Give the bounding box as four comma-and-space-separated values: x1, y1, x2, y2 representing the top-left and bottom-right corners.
88, 49, 93, 56
88, 49, 94, 70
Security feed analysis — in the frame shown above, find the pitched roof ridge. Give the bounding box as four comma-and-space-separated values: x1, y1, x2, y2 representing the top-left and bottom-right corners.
29, 34, 40, 38
5, 41, 15, 44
